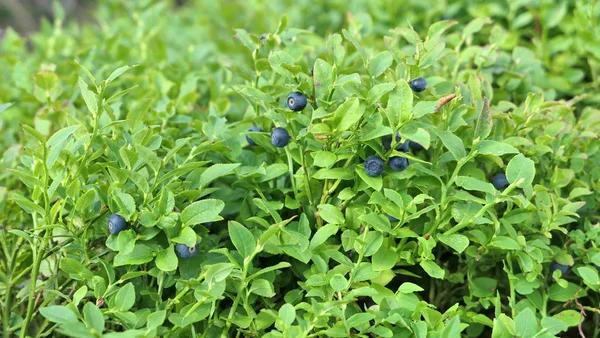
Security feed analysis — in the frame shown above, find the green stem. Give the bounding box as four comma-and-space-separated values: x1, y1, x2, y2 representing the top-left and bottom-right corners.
443, 179, 523, 236
284, 148, 298, 201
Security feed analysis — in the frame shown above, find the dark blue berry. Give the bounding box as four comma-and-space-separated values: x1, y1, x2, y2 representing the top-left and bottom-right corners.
409, 77, 427, 92
389, 156, 409, 171
175, 243, 198, 258
287, 92, 308, 111
550, 261, 569, 275
409, 141, 424, 152
271, 127, 290, 147
107, 214, 128, 235
203, 222, 213, 227
490, 173, 510, 191
387, 214, 399, 222
246, 126, 262, 146
364, 156, 385, 177
382, 132, 409, 152
595, 264, 600, 273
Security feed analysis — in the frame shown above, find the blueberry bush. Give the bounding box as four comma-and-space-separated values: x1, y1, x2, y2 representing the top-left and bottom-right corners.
1, 0, 600, 337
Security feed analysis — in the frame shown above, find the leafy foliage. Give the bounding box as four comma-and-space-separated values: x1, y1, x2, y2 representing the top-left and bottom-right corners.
1, 0, 599, 337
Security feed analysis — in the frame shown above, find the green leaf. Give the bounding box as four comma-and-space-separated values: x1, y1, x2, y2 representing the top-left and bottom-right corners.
113, 244, 154, 267
40, 305, 78, 324
474, 97, 492, 140
489, 236, 520, 250
492, 314, 515, 338
356, 166, 383, 191
155, 246, 178, 272
329, 274, 349, 291
234, 28, 257, 50
369, 51, 393, 77
437, 131, 466, 160
577, 266, 599, 288
147, 310, 166, 331
440, 316, 461, 338
541, 316, 568, 335
113, 282, 136, 312
333, 97, 361, 131
317, 204, 345, 225
278, 303, 296, 327
552, 310, 582, 327
205, 263, 234, 284
386, 80, 412, 127
268, 51, 298, 79
46, 125, 80, 168
310, 223, 339, 250
249, 279, 276, 297
367, 83, 395, 106
412, 101, 438, 118
181, 199, 225, 226
455, 176, 496, 195
372, 246, 397, 271
83, 302, 105, 333
506, 154, 535, 187
106, 64, 137, 84
398, 282, 424, 293
326, 33, 345, 65
312, 151, 337, 168
475, 140, 519, 156
78, 77, 97, 114
420, 261, 445, 279
314, 58, 334, 100
514, 308, 539, 338
199, 163, 240, 188
228, 221, 256, 258
172, 227, 197, 247
438, 233, 470, 253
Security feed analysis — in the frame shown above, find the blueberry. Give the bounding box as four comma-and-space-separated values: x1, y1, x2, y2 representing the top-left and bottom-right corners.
175, 243, 198, 258
246, 126, 262, 146
409, 141, 424, 152
387, 214, 399, 222
595, 264, 600, 273
203, 222, 213, 227
271, 127, 290, 147
409, 77, 427, 92
364, 156, 385, 177
287, 92, 308, 111
550, 261, 569, 275
107, 214, 128, 235
389, 156, 409, 171
382, 132, 409, 152
490, 173, 510, 191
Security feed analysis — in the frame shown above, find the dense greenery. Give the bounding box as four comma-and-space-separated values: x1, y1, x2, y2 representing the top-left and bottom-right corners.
1, 0, 599, 337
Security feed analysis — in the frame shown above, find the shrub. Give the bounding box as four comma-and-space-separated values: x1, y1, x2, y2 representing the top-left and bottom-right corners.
0, 0, 599, 337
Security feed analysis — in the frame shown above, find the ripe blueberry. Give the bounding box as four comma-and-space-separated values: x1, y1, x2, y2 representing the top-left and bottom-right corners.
176, 243, 198, 259
595, 264, 600, 273
387, 214, 399, 222
409, 77, 427, 92
246, 126, 262, 146
271, 127, 290, 147
287, 92, 308, 111
490, 173, 510, 191
364, 156, 385, 177
107, 214, 128, 235
389, 156, 409, 171
409, 141, 424, 152
382, 132, 409, 152
550, 261, 569, 275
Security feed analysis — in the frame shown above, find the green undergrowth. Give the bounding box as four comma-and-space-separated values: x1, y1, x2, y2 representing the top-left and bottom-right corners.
0, 0, 599, 337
